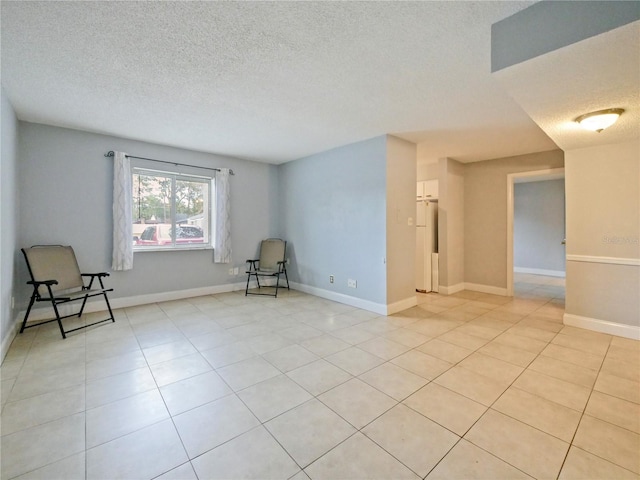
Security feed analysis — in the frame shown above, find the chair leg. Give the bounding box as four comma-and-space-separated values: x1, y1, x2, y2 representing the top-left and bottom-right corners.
51, 301, 67, 339
274, 273, 280, 298
78, 294, 89, 318
283, 268, 290, 290
19, 293, 37, 334
98, 277, 116, 323
103, 292, 116, 323
245, 273, 252, 296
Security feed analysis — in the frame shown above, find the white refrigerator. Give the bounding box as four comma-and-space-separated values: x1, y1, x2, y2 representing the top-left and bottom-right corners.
416, 200, 439, 293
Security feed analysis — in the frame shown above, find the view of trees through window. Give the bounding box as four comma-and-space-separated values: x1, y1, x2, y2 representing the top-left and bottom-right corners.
132, 168, 212, 248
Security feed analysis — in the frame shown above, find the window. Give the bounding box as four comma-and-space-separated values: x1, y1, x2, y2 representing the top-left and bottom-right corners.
131, 168, 213, 250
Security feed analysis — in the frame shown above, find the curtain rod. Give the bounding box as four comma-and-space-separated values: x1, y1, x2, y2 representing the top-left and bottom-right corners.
104, 151, 234, 175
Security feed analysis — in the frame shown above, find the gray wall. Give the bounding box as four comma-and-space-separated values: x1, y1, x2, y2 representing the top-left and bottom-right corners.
16, 122, 279, 307
386, 136, 417, 305
278, 136, 388, 304
514, 179, 565, 274
491, 0, 640, 72
565, 140, 639, 331
464, 149, 564, 290
1, 88, 19, 357
438, 158, 465, 290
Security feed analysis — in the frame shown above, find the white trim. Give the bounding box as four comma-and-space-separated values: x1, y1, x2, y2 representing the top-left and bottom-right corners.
514, 267, 566, 277
20, 281, 404, 326
387, 296, 418, 315
289, 282, 388, 315
566, 255, 640, 267
1, 320, 18, 363
506, 168, 565, 296
464, 282, 509, 296
564, 313, 640, 340
438, 283, 465, 295
21, 282, 246, 323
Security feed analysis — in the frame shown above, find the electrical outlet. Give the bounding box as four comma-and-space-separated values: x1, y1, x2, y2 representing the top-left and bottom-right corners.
233, 267, 239, 275
329, 275, 334, 284
286, 258, 290, 265
11, 296, 15, 309
348, 279, 357, 288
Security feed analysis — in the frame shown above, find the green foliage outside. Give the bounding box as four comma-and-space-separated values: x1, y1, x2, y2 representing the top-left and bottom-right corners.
133, 173, 205, 224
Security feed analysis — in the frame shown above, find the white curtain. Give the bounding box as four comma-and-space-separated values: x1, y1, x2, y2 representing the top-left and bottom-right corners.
112, 151, 133, 271
214, 168, 232, 263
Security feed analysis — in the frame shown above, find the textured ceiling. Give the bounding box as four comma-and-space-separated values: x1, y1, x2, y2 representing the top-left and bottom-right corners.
1, 1, 559, 165
494, 20, 640, 152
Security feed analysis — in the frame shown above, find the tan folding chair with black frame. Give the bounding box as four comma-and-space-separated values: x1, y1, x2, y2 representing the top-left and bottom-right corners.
245, 238, 290, 298
20, 245, 115, 339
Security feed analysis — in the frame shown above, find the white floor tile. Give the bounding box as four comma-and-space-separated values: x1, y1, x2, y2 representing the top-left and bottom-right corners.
191, 426, 300, 480
1, 385, 84, 436
265, 399, 356, 467
86, 419, 188, 480
304, 432, 419, 480
1, 413, 85, 479
363, 404, 459, 477
86, 389, 169, 448
85, 366, 156, 409
173, 394, 260, 458
216, 356, 281, 391
318, 378, 396, 429
237, 374, 313, 422
11, 452, 85, 480
160, 370, 232, 416
286, 359, 353, 396
149, 352, 213, 387
2, 282, 638, 480
426, 439, 532, 479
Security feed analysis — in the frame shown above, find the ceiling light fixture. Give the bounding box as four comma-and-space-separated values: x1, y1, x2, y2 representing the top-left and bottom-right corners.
575, 108, 624, 133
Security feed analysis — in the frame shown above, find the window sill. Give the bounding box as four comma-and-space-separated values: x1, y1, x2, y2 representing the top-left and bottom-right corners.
133, 245, 213, 253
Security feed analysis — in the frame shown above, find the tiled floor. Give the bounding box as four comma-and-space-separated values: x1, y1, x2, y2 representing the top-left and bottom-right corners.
1, 274, 639, 479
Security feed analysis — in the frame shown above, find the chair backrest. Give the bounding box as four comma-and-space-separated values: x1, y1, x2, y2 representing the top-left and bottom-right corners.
259, 238, 286, 271
22, 245, 84, 294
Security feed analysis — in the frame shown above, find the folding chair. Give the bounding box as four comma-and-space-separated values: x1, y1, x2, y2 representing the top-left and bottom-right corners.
20, 245, 115, 339
245, 238, 290, 297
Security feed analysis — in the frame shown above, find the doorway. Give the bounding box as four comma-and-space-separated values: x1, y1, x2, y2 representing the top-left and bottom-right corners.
506, 168, 565, 297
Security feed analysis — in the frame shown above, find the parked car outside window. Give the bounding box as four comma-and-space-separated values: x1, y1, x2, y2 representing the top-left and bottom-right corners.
135, 224, 204, 246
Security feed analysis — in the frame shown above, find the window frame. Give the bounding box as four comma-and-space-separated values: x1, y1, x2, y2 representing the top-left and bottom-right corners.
131, 166, 214, 252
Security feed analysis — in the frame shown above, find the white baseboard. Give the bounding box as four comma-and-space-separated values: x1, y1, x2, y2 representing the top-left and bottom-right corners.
290, 282, 389, 316
563, 313, 640, 340
514, 267, 566, 278
387, 296, 418, 315
438, 283, 465, 295
20, 282, 247, 323
437, 282, 508, 297
1, 321, 18, 363
566, 255, 640, 267
18, 280, 414, 336
464, 282, 509, 296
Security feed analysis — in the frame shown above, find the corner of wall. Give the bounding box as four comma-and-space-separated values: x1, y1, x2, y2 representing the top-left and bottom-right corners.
1, 87, 20, 362
437, 158, 465, 292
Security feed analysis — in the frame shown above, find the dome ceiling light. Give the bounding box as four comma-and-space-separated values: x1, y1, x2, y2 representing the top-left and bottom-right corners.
575, 108, 625, 133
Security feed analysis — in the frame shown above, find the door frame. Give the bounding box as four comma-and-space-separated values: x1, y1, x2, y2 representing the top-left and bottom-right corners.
506, 168, 565, 296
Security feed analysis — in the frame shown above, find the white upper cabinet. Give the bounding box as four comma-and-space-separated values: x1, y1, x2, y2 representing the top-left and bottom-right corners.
417, 180, 438, 200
